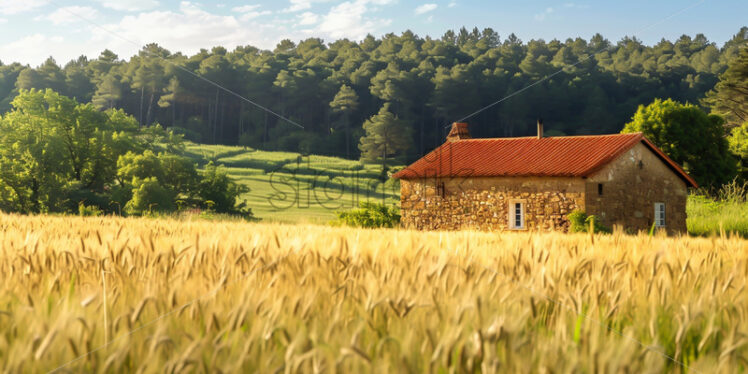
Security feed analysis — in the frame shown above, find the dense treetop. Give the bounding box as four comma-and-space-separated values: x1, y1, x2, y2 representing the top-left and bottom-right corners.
622, 99, 737, 187
0, 26, 746, 163
0, 89, 251, 216
704, 46, 748, 126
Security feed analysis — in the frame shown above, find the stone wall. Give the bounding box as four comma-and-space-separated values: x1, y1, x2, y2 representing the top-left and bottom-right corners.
585, 142, 688, 234
400, 176, 585, 232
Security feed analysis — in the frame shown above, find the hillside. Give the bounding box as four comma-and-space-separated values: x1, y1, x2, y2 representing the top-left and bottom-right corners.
2, 28, 745, 162
182, 142, 400, 223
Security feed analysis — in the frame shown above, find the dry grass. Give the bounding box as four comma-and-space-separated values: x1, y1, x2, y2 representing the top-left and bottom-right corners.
0, 214, 747, 373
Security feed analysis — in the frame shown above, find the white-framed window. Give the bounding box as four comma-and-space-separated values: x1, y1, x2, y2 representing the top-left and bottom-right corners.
509, 201, 525, 229
654, 202, 666, 227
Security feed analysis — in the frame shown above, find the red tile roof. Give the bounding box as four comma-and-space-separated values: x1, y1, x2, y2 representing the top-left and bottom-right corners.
392, 132, 698, 188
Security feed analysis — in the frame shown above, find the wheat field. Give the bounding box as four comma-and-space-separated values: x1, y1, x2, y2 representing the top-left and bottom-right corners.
1, 214, 747, 373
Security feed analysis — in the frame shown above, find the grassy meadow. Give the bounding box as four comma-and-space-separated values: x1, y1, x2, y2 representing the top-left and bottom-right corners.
182, 143, 399, 223
686, 182, 748, 238
1, 214, 747, 372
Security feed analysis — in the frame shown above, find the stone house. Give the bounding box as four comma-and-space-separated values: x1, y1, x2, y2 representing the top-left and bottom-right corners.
391, 122, 698, 234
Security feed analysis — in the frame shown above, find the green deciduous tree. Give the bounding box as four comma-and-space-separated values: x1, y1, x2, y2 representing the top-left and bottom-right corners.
197, 162, 250, 215
125, 177, 175, 215
622, 98, 738, 188
0, 89, 141, 212
0, 105, 68, 212
0, 89, 253, 218
117, 151, 251, 217
117, 151, 198, 213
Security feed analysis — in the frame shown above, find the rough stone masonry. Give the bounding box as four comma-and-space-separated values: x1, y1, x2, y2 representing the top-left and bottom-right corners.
394, 122, 694, 234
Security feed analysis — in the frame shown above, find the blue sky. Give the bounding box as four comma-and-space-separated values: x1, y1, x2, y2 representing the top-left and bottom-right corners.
0, 0, 745, 66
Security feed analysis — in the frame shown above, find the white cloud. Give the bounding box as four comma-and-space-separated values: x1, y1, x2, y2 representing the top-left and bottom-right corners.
231, 4, 260, 13
414, 3, 437, 15
240, 10, 272, 21
0, 18, 6, 24
39, 6, 100, 25
0, 0, 47, 15
534, 7, 553, 21
84, 1, 284, 59
312, 0, 392, 40
231, 4, 272, 21
282, 0, 339, 13
0, 34, 77, 66
1, 0, 398, 65
297, 12, 319, 26
94, 0, 159, 12
284, 0, 312, 12
448, 2, 457, 8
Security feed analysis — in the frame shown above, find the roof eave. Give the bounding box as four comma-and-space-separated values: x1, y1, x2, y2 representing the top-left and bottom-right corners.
579, 133, 643, 178
390, 133, 698, 188
391, 140, 454, 179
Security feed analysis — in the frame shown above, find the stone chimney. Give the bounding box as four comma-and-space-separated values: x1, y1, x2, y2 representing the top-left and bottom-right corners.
537, 119, 543, 139
446, 122, 471, 142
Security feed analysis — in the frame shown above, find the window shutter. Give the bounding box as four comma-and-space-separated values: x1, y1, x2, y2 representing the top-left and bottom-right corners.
654, 203, 666, 227
660, 204, 666, 226
511, 202, 524, 229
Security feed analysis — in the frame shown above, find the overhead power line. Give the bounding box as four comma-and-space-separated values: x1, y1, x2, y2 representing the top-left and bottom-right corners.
448, 0, 709, 128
